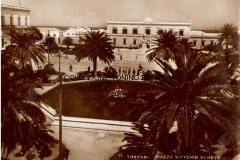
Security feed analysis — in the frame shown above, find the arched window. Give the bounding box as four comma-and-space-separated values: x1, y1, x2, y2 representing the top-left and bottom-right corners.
1, 14, 5, 26
25, 16, 28, 26
10, 14, 13, 27
18, 15, 21, 26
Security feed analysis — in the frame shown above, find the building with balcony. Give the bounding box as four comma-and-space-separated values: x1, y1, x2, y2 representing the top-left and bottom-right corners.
1, 4, 31, 48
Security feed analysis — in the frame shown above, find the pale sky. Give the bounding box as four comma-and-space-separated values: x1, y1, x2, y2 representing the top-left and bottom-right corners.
1, 0, 240, 29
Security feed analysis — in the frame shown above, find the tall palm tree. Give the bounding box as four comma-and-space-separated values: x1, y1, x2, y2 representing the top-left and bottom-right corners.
219, 23, 238, 50
146, 30, 180, 62
74, 30, 115, 75
1, 52, 57, 159
5, 29, 46, 69
112, 48, 240, 159
28, 27, 43, 43
43, 36, 59, 64
62, 37, 74, 59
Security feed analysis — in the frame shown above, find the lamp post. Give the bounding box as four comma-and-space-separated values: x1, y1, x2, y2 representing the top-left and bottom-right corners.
58, 51, 63, 158
47, 30, 50, 64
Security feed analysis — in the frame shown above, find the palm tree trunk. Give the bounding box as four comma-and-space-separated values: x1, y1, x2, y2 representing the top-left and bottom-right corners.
93, 57, 97, 76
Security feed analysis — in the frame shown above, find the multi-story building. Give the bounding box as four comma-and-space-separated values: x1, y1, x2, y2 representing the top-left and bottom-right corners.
106, 17, 219, 49
1, 4, 30, 48
106, 17, 191, 48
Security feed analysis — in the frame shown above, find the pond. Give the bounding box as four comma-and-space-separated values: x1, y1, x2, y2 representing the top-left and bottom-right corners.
41, 81, 161, 122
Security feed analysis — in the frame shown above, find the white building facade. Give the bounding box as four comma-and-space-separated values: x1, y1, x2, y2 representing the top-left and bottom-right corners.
106, 17, 219, 49
106, 17, 191, 48
1, 4, 31, 48
37, 27, 63, 44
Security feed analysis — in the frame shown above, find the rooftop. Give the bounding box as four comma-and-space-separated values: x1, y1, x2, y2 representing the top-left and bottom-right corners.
107, 17, 191, 26
1, 4, 30, 11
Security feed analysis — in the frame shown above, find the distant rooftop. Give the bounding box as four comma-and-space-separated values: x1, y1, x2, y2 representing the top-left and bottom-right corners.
107, 17, 191, 26
37, 27, 62, 31
1, 4, 30, 11
190, 30, 219, 37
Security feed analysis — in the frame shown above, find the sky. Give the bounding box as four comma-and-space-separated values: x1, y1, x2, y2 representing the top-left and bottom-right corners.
1, 0, 240, 29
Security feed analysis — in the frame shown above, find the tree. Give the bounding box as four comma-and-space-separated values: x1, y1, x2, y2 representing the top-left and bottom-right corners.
43, 37, 59, 63
28, 27, 43, 43
4, 29, 46, 69
111, 47, 240, 159
219, 23, 238, 50
1, 52, 57, 159
62, 37, 74, 49
146, 30, 180, 62
62, 37, 74, 59
73, 30, 115, 75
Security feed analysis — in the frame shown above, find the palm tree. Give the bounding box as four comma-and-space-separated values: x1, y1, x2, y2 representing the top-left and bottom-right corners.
62, 37, 74, 59
4, 29, 46, 69
74, 30, 115, 75
112, 47, 240, 159
62, 37, 74, 49
28, 27, 43, 43
1, 52, 57, 159
219, 23, 238, 50
146, 30, 180, 62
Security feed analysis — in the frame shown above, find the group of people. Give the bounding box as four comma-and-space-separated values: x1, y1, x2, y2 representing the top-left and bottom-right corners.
118, 64, 143, 76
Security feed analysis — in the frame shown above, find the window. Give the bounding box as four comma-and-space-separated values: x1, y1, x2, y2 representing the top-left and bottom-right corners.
145, 28, 150, 35
179, 30, 184, 36
157, 29, 163, 35
72, 33, 74, 35
201, 40, 205, 46
132, 28, 138, 34
53, 34, 56, 37
210, 41, 214, 45
67, 33, 70, 35
10, 14, 13, 27
122, 28, 127, 34
1, 14, 5, 26
25, 16, 28, 26
123, 38, 126, 45
193, 40, 197, 46
112, 28, 117, 34
133, 39, 137, 45
113, 38, 116, 45
18, 15, 21, 26
2, 38, 4, 47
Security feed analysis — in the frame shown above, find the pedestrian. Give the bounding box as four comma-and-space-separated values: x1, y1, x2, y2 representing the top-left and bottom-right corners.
137, 69, 140, 76
128, 68, 131, 75
129, 45, 132, 50
139, 63, 142, 71
133, 69, 136, 75
120, 55, 122, 60
135, 55, 137, 60
123, 67, 127, 75
69, 64, 73, 72
88, 66, 90, 73
119, 67, 121, 75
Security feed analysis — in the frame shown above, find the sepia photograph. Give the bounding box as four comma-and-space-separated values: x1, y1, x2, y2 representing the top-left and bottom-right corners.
1, 0, 240, 159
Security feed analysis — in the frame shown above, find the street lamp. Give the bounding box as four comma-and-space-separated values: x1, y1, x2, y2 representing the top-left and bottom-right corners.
58, 51, 63, 159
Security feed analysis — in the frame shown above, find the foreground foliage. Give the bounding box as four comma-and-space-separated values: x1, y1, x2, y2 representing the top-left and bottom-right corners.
1, 29, 57, 159
111, 28, 240, 159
